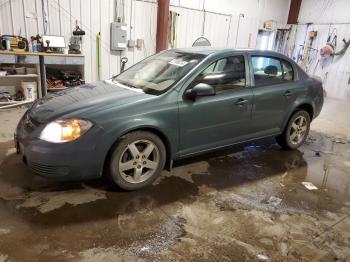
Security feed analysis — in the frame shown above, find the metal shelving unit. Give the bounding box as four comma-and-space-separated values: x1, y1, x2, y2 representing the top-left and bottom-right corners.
0, 51, 85, 104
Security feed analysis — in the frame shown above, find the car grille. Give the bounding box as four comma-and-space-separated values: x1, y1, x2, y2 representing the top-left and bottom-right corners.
27, 161, 70, 176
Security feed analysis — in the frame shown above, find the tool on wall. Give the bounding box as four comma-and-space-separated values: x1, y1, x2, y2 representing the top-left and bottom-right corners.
319, 26, 350, 71
333, 39, 350, 56
120, 57, 128, 72
320, 28, 337, 58
69, 21, 85, 54
274, 28, 290, 54
320, 38, 350, 57
168, 11, 179, 48
299, 27, 318, 71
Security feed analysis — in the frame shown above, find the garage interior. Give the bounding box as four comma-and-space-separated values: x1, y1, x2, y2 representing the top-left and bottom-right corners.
0, 0, 350, 261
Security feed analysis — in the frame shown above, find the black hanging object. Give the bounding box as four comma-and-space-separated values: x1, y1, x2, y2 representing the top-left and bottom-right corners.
120, 57, 128, 72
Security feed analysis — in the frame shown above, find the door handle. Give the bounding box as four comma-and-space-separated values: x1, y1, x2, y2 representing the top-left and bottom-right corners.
235, 98, 248, 106
284, 90, 293, 97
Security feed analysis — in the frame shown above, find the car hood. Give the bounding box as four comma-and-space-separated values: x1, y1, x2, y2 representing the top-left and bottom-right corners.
29, 80, 152, 123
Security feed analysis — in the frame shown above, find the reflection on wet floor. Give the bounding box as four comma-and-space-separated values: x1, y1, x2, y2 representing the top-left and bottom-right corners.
0, 131, 349, 261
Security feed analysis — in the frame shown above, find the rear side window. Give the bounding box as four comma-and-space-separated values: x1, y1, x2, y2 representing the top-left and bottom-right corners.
252, 56, 294, 86
194, 55, 246, 92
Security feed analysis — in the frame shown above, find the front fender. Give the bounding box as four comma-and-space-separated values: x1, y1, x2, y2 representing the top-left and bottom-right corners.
98, 111, 179, 168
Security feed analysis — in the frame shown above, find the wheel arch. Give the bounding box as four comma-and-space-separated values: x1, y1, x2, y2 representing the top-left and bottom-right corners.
281, 101, 314, 133
102, 126, 173, 176
295, 103, 314, 120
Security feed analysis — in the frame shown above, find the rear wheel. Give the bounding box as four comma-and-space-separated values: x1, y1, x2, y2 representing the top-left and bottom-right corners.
109, 131, 166, 190
276, 110, 310, 149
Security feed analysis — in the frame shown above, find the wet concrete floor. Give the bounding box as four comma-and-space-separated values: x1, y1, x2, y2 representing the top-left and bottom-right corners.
0, 98, 349, 261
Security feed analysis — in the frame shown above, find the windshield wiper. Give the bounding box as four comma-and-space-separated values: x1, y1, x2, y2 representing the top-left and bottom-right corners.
112, 79, 137, 89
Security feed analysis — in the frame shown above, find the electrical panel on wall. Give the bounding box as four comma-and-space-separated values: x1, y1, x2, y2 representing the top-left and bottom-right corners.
111, 22, 127, 51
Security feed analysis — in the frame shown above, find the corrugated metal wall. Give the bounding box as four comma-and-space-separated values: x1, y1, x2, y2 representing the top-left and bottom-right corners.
0, 0, 157, 82
168, 5, 261, 49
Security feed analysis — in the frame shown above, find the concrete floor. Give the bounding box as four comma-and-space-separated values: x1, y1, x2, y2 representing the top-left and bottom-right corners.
0, 98, 349, 262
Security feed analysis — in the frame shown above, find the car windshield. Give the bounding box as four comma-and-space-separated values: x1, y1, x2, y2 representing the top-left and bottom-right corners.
112, 51, 205, 95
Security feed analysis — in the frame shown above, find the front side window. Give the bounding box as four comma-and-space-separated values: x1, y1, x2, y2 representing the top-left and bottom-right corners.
193, 55, 246, 92
113, 51, 205, 95
252, 56, 294, 86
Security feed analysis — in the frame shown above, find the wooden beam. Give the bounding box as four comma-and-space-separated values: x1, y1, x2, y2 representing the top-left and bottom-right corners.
156, 0, 169, 52
287, 0, 302, 24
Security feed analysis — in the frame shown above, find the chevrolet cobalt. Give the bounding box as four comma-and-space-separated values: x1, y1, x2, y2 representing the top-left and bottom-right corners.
15, 48, 324, 190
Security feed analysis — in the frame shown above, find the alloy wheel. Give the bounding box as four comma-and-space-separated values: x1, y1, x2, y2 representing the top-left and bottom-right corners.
118, 139, 160, 184
289, 115, 308, 145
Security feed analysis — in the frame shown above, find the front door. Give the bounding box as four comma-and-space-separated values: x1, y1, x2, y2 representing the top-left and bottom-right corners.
178, 54, 253, 157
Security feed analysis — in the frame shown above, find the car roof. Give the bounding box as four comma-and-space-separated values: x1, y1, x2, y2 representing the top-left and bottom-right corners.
171, 47, 288, 58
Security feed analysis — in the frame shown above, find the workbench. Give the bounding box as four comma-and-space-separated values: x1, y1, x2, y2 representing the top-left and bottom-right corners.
0, 51, 84, 101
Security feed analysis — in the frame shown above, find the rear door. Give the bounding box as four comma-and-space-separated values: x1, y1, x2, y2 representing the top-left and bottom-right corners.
248, 54, 299, 136
178, 54, 254, 156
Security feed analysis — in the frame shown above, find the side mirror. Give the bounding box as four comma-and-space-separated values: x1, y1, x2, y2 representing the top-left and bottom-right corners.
185, 83, 216, 100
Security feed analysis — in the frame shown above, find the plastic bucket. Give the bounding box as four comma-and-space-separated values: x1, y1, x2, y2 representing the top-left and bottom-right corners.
21, 81, 37, 101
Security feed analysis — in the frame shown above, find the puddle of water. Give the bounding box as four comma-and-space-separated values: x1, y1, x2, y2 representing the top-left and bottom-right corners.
0, 131, 349, 261
0, 131, 349, 220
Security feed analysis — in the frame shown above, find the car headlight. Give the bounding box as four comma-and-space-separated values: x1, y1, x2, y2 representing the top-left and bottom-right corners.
40, 119, 93, 143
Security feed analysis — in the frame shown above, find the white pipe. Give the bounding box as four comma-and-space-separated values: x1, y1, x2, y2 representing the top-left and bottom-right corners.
235, 13, 244, 48
0, 101, 32, 109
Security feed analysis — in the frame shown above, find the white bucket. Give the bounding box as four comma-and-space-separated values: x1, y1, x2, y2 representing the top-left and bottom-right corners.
21, 81, 37, 101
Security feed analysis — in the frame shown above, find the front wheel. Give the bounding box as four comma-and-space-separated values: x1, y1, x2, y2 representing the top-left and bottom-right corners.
109, 131, 166, 190
276, 110, 310, 149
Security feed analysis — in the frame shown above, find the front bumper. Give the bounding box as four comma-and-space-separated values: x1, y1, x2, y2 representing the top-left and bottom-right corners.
15, 114, 106, 180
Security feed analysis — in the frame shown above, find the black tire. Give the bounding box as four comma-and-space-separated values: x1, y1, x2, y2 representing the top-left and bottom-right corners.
276, 110, 310, 150
109, 131, 166, 190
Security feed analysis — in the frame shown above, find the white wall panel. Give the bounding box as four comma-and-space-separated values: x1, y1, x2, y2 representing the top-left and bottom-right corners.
174, 0, 205, 9
23, 0, 40, 38
0, 0, 13, 34
133, 0, 157, 62
170, 6, 203, 48
47, 0, 61, 35
35, 0, 45, 35
109, 0, 119, 76
260, 0, 290, 26
203, 12, 230, 47
80, 0, 92, 82
100, 0, 111, 80
11, 0, 26, 35
299, 0, 350, 24
234, 16, 260, 48
59, 0, 71, 45
70, 0, 81, 31
171, 0, 290, 49
90, 0, 100, 81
